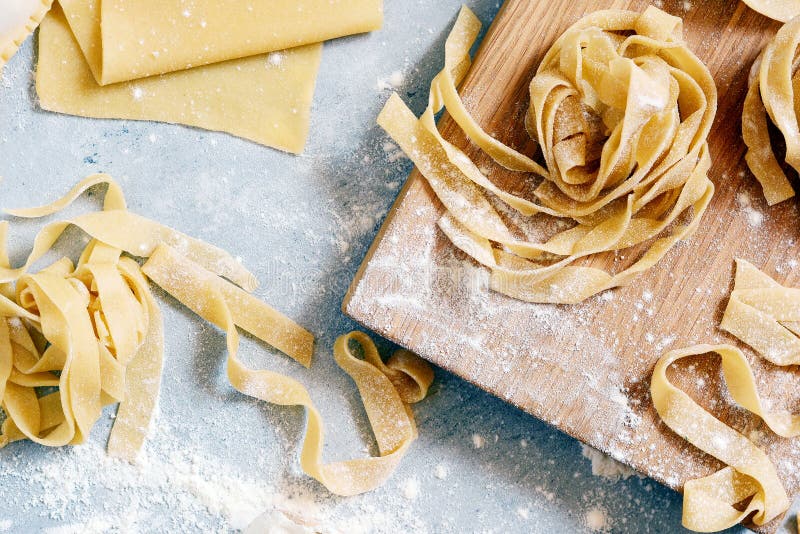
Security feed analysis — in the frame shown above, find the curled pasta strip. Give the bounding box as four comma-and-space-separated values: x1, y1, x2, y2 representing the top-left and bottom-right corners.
0, 201, 163, 458
651, 345, 790, 532
142, 244, 434, 496
742, 0, 800, 22
0, 175, 295, 461
742, 17, 800, 205
378, 6, 715, 304
0, 175, 433, 494
652, 260, 800, 531
0, 0, 54, 71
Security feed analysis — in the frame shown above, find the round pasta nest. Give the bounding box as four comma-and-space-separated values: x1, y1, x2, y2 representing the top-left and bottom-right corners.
742, 0, 800, 22
378, 6, 716, 304
743, 16, 800, 205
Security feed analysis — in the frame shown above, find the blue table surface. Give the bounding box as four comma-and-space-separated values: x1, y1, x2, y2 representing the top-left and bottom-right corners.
0, 1, 795, 533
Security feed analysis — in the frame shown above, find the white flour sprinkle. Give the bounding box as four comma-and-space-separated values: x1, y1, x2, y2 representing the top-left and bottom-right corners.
434, 464, 448, 480
471, 433, 486, 449
400, 477, 420, 500
377, 70, 405, 90
581, 444, 636, 481
585, 507, 609, 532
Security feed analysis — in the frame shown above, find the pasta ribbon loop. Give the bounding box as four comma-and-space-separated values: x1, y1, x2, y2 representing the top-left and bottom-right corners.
378, 6, 716, 303
142, 245, 433, 496
652, 260, 800, 531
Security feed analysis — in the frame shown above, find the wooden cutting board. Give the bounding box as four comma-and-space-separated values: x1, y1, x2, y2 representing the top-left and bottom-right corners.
343, 1, 798, 531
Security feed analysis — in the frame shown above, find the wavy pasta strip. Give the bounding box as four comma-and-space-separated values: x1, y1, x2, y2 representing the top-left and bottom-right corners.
652, 345, 790, 532
142, 244, 434, 496
651, 259, 800, 531
0, 176, 433, 495
378, 6, 715, 304
742, 17, 800, 204
742, 0, 800, 22
0, 0, 53, 71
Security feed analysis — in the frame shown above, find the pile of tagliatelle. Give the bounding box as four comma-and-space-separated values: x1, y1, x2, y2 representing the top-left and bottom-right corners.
651, 259, 800, 532
379, 5, 716, 304
0, 175, 434, 497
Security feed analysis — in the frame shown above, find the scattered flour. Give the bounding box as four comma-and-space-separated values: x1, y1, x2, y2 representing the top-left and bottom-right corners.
736, 192, 764, 227
585, 507, 609, 532
377, 70, 405, 90
267, 52, 284, 67
581, 444, 636, 481
400, 477, 420, 500
471, 433, 486, 449
433, 464, 448, 480
244, 510, 315, 534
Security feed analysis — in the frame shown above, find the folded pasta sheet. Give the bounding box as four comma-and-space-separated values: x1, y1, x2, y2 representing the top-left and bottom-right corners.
378, 6, 715, 304
94, 0, 382, 85
651, 259, 800, 532
37, 3, 321, 153
0, 0, 54, 70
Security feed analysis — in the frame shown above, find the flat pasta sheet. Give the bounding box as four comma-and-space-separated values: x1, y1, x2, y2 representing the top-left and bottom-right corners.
37, 3, 322, 153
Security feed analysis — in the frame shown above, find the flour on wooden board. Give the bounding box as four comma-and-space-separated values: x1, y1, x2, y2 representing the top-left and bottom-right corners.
581, 444, 637, 481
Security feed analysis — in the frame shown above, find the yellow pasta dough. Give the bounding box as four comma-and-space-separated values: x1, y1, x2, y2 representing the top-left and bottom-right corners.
651, 345, 790, 532
742, 0, 800, 22
651, 259, 800, 532
95, 0, 383, 85
742, 16, 800, 204
36, 2, 322, 153
0, 175, 433, 496
378, 6, 715, 304
0, 0, 53, 71
143, 246, 434, 496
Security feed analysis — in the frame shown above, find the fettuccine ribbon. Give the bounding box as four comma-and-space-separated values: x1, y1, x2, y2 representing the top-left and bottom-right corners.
652, 259, 800, 531
0, 175, 433, 496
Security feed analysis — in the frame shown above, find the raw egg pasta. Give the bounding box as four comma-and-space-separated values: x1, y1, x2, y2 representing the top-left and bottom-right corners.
378, 6, 716, 304
143, 246, 434, 496
742, 0, 800, 22
743, 16, 800, 204
651, 260, 800, 531
0, 176, 432, 496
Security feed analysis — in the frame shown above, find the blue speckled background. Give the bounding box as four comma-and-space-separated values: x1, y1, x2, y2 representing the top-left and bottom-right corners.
0, 1, 795, 532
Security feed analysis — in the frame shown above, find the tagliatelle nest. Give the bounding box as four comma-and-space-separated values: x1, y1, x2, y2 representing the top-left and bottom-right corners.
742, 0, 800, 22
743, 15, 800, 205
379, 6, 716, 304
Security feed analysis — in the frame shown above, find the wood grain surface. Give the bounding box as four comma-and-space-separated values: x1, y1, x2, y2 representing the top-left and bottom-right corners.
343, 1, 798, 531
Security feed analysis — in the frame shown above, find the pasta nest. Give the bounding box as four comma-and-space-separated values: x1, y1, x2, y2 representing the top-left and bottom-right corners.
743, 15, 800, 205
742, 0, 800, 22
379, 6, 716, 303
